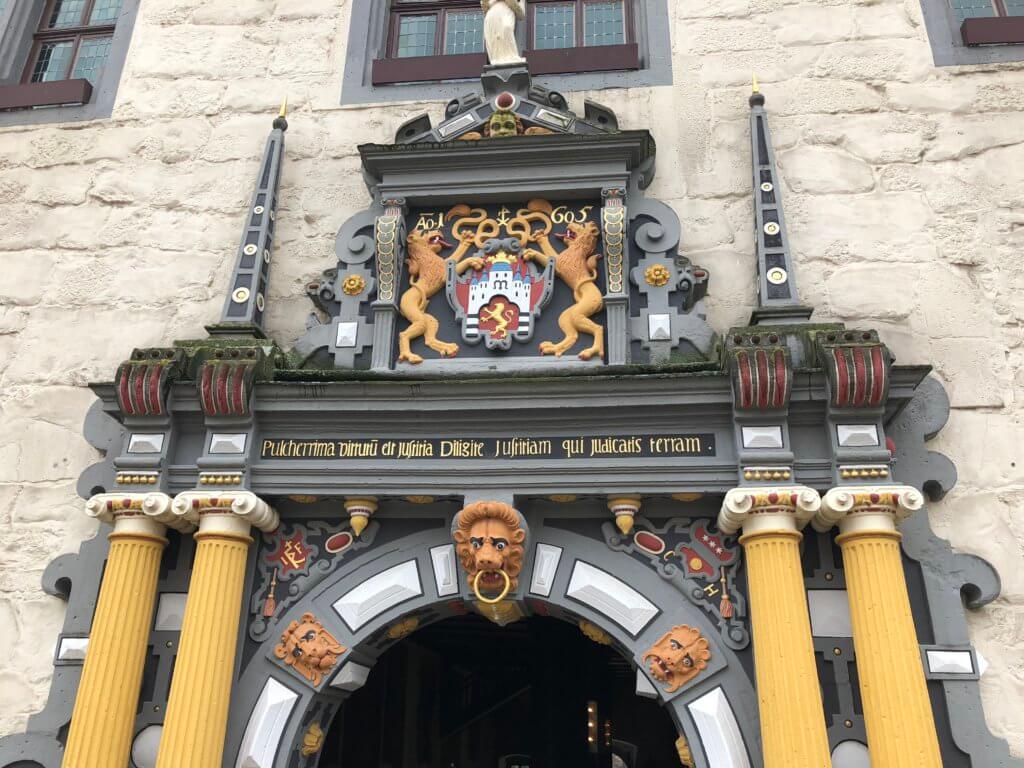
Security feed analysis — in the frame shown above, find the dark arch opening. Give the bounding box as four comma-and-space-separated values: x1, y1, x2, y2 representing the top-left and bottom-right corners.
321, 614, 679, 768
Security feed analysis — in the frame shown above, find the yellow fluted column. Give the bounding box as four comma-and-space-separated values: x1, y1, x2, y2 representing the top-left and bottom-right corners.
62, 493, 193, 768
719, 487, 832, 768
816, 486, 942, 768
156, 491, 279, 768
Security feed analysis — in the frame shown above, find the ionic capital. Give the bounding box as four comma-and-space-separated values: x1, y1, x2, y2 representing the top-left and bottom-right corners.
86, 492, 195, 535
814, 485, 923, 533
171, 491, 279, 536
718, 486, 821, 536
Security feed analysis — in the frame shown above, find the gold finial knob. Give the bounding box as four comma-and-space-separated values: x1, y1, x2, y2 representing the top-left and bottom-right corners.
279, 96, 288, 118
752, 73, 759, 94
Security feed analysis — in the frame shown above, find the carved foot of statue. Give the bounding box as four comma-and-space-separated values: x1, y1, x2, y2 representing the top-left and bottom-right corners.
398, 352, 424, 364
539, 341, 571, 357
429, 341, 459, 357
578, 344, 604, 361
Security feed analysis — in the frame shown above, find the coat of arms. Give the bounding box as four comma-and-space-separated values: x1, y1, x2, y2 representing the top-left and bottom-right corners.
397, 200, 604, 363
446, 229, 554, 350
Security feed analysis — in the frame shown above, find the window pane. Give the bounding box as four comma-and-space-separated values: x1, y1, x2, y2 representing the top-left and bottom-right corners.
1004, 0, 1024, 15
47, 0, 87, 28
30, 40, 74, 81
397, 14, 436, 58
445, 10, 484, 55
534, 4, 575, 49
949, 0, 995, 21
89, 0, 124, 24
584, 1, 625, 46
71, 36, 112, 83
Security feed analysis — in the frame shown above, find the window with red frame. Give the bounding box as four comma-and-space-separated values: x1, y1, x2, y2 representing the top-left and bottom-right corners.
23, 0, 123, 86
955, 0, 1024, 44
373, 0, 638, 85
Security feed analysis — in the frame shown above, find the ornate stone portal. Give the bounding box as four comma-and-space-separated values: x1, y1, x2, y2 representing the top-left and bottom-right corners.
0, 57, 1018, 768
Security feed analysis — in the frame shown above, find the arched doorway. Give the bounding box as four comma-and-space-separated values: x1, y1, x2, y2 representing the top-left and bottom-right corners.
225, 514, 761, 768
321, 613, 680, 768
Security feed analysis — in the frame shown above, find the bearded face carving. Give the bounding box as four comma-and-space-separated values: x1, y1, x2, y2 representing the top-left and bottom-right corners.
274, 612, 346, 687
643, 625, 711, 693
453, 501, 526, 600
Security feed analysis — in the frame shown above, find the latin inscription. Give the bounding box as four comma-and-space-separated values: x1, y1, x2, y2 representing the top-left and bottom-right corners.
261, 434, 715, 461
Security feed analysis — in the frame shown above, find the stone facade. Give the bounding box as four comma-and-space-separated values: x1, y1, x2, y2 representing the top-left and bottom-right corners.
1, 0, 1023, 756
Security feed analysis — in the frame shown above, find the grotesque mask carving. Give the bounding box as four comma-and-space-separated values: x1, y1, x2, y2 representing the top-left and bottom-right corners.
488, 108, 521, 138
453, 501, 526, 602
643, 625, 711, 693
274, 612, 346, 687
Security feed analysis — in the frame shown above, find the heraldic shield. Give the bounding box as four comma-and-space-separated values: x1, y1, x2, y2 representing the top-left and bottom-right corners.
447, 233, 555, 351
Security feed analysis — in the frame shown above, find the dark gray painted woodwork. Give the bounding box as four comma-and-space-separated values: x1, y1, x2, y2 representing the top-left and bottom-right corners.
212, 113, 288, 338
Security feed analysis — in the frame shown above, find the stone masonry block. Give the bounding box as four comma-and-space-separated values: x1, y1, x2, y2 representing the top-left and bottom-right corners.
779, 145, 875, 194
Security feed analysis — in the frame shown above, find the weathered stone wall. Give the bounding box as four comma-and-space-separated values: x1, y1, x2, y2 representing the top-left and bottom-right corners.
1, 0, 1022, 753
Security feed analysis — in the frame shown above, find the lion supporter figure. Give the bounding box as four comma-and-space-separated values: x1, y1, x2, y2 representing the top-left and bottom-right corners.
482, 0, 526, 65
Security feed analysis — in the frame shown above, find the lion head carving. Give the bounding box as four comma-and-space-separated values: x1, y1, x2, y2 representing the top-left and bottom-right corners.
642, 625, 711, 693
406, 228, 451, 255
273, 612, 346, 687
453, 501, 526, 598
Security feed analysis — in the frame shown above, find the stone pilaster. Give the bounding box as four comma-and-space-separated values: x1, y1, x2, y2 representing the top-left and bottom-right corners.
815, 486, 942, 768
62, 493, 192, 768
719, 487, 832, 768
155, 492, 279, 768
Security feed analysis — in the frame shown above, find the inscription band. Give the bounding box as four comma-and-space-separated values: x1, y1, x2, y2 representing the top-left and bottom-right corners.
261, 434, 716, 461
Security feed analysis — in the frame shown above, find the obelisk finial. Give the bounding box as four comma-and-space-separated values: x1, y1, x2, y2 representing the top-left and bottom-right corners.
748, 86, 810, 324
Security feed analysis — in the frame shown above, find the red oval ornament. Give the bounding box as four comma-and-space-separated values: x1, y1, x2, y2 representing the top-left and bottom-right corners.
325, 532, 353, 553
634, 531, 665, 555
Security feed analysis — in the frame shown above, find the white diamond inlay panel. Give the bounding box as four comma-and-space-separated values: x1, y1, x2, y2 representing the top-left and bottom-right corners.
330, 661, 372, 691
688, 687, 752, 768
235, 678, 298, 768
333, 560, 422, 631
530, 543, 563, 597
566, 560, 657, 636
927, 650, 975, 675
430, 545, 459, 597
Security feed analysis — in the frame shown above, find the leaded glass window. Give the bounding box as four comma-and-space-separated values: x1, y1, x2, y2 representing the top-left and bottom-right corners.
30, 40, 74, 81
22, 0, 122, 92
88, 0, 123, 24
445, 10, 484, 55
584, 1, 625, 46
534, 4, 575, 49
397, 14, 437, 57
950, 0, 996, 21
71, 35, 112, 83
48, 0, 87, 29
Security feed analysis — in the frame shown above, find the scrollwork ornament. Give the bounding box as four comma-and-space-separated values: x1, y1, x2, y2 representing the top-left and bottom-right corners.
602, 517, 749, 650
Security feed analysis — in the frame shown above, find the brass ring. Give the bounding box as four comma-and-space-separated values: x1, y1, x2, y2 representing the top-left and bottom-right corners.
473, 569, 511, 604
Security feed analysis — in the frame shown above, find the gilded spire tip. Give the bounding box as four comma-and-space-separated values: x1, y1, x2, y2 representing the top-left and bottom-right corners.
749, 74, 765, 108
273, 96, 289, 131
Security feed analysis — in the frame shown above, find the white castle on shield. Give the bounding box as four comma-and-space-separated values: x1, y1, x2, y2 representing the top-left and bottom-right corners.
467, 259, 533, 316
